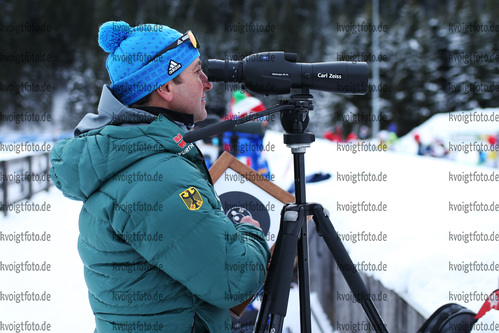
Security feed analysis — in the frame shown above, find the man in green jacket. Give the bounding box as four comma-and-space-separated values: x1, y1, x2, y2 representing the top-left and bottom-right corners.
50, 21, 270, 332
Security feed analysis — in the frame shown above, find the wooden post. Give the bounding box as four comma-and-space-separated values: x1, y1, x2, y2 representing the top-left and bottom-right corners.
27, 155, 33, 200
1, 160, 7, 216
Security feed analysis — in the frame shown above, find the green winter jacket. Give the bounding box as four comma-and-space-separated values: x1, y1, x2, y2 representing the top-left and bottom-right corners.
50, 85, 270, 332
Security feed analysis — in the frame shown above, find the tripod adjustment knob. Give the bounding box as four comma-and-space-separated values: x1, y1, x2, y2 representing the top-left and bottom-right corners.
283, 210, 299, 222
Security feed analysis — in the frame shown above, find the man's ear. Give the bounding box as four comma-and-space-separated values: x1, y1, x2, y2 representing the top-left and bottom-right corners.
156, 82, 174, 103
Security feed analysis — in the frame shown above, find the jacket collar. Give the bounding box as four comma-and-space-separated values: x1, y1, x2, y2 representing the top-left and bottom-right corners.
135, 106, 195, 130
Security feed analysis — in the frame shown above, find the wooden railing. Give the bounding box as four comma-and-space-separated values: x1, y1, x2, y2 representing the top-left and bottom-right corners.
0, 152, 52, 216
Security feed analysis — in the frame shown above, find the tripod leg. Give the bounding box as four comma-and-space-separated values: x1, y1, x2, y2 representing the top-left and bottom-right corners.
311, 204, 389, 333
297, 224, 312, 333
254, 224, 287, 333
254, 204, 307, 333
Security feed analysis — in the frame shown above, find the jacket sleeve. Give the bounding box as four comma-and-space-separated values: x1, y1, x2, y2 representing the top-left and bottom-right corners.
109, 153, 271, 309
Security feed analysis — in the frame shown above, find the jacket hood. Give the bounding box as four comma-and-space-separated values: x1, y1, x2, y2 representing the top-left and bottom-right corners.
50, 86, 199, 202
74, 85, 157, 136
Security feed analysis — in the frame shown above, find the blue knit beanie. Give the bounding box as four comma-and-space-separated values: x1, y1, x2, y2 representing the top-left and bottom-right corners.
98, 21, 200, 105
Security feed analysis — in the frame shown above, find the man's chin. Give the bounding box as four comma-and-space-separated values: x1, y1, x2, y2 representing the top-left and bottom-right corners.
195, 110, 208, 123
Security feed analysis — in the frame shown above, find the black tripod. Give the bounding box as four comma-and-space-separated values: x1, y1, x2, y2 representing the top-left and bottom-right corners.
183, 91, 389, 333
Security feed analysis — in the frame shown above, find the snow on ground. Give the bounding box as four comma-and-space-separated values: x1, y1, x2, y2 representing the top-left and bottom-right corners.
263, 108, 499, 328
266, 131, 499, 317
0, 188, 94, 331
2, 107, 499, 331
0, 130, 72, 160
393, 107, 499, 164
283, 288, 336, 332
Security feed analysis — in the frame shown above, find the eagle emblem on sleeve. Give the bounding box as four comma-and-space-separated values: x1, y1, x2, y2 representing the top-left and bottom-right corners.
179, 187, 203, 210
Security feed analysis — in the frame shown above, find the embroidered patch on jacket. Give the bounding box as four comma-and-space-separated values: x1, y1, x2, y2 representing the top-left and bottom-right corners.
179, 187, 203, 210
173, 133, 186, 148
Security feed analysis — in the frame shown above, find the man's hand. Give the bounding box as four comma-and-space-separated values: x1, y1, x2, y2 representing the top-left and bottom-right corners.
240, 216, 261, 231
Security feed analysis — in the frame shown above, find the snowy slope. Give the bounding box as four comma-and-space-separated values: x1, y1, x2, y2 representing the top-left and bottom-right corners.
0, 188, 94, 331
394, 107, 499, 162
264, 124, 499, 322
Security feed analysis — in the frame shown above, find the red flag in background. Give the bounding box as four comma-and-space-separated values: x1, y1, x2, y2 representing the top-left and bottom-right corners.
475, 289, 499, 320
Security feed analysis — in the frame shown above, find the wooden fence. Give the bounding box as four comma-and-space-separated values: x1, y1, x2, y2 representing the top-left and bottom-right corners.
308, 220, 427, 332
0, 152, 52, 216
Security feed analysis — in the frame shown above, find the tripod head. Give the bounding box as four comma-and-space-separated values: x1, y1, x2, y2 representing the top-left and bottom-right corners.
183, 89, 316, 148
279, 90, 316, 153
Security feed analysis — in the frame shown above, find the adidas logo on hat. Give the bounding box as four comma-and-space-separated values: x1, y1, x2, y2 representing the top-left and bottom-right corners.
168, 60, 182, 75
